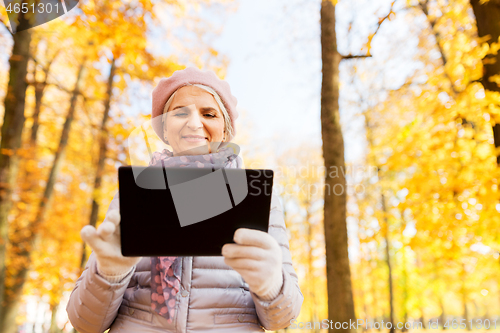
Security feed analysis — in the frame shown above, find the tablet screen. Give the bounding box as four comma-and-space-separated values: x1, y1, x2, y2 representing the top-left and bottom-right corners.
118, 166, 274, 256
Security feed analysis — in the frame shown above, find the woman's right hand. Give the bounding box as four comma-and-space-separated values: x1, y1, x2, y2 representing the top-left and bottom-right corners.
80, 209, 142, 279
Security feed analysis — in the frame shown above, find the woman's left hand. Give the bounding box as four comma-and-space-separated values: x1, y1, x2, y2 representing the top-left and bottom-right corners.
222, 228, 283, 300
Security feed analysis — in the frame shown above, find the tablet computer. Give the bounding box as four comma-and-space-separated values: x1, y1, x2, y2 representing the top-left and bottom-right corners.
118, 166, 274, 256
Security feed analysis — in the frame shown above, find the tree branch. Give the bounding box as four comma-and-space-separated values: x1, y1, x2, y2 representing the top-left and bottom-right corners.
373, 1, 396, 39
342, 54, 372, 60
418, 0, 460, 96
341, 0, 396, 61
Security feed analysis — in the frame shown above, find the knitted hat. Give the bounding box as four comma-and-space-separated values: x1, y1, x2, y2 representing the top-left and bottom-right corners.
151, 67, 239, 144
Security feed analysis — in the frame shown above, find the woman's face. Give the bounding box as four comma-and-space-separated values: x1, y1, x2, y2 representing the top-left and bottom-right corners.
163, 85, 225, 156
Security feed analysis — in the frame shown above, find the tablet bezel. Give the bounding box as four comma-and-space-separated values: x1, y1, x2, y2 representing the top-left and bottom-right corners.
118, 166, 274, 256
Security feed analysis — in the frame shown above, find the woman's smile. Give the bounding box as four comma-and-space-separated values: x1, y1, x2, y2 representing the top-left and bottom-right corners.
182, 135, 208, 143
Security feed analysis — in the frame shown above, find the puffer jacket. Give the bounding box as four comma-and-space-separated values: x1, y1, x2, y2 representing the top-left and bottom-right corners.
66, 191, 303, 333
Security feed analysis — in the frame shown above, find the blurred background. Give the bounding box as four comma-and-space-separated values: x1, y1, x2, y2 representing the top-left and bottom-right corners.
1, 0, 500, 332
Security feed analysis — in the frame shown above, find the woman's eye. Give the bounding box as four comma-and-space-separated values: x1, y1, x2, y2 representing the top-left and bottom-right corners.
175, 113, 187, 116
204, 114, 216, 118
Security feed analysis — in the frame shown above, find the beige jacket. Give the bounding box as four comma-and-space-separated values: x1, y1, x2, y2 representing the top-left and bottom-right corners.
66, 192, 303, 333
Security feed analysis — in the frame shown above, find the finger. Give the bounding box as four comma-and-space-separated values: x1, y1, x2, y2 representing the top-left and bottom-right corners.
233, 228, 275, 249
222, 244, 266, 260
223, 257, 261, 271
81, 225, 106, 252
104, 210, 121, 237
105, 209, 121, 226
97, 221, 116, 239
80, 225, 96, 242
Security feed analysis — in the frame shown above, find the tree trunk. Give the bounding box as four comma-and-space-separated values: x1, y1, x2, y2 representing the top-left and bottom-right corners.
30, 54, 57, 146
381, 192, 395, 333
401, 235, 408, 333
470, 0, 500, 164
305, 203, 320, 333
49, 303, 59, 333
320, 1, 356, 332
79, 57, 117, 270
419, 307, 426, 329
370, 265, 379, 325
14, 51, 58, 254
0, 61, 85, 333
416, 254, 426, 329
461, 263, 470, 330
0, 14, 32, 321
363, 79, 394, 333
30, 81, 45, 145
439, 297, 446, 330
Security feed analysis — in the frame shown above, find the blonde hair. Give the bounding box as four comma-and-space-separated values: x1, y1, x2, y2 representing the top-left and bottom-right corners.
162, 84, 234, 141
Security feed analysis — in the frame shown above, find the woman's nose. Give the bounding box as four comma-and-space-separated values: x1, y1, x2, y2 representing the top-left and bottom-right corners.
186, 111, 203, 129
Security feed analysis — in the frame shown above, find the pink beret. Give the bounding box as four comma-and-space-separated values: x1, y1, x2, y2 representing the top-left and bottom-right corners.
151, 67, 238, 144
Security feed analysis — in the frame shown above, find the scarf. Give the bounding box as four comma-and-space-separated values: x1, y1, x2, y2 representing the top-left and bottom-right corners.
148, 143, 242, 323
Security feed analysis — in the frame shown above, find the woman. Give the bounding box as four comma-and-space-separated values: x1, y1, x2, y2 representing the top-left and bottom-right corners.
66, 67, 303, 333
